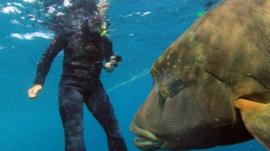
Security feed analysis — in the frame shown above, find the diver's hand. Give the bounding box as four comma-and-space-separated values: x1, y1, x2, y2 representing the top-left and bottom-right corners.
104, 62, 114, 72
28, 84, 43, 99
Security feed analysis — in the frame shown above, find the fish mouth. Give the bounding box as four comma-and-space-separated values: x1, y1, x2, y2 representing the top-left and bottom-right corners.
130, 121, 163, 150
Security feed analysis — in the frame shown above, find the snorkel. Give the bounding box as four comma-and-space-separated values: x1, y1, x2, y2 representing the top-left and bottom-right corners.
97, 0, 109, 37
100, 21, 109, 37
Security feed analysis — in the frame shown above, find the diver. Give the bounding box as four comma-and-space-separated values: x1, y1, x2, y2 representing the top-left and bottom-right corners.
27, 14, 127, 151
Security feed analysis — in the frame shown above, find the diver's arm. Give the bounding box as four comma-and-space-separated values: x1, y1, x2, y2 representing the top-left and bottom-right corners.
104, 38, 114, 62
33, 35, 65, 85
28, 34, 67, 99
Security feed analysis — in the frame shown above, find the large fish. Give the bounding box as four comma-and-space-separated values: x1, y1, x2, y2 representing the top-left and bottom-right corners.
130, 0, 270, 150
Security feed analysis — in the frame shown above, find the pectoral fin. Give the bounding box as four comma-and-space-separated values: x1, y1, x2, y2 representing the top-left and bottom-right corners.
234, 99, 270, 150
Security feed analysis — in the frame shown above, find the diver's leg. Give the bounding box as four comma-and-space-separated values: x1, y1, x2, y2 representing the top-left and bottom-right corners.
59, 85, 86, 151
85, 85, 127, 151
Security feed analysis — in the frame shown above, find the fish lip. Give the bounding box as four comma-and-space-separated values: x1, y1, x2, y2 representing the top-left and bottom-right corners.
130, 121, 159, 141
130, 121, 163, 150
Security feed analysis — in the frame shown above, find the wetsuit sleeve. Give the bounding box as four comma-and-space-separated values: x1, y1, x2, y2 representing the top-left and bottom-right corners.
103, 37, 114, 62
33, 34, 67, 85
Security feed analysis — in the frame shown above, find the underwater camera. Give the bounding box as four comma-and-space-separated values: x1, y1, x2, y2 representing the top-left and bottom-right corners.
110, 55, 122, 67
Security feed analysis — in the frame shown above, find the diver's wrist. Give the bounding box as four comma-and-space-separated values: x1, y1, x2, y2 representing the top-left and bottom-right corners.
33, 84, 43, 89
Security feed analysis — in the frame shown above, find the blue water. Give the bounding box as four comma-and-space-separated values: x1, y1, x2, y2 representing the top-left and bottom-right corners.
0, 0, 266, 150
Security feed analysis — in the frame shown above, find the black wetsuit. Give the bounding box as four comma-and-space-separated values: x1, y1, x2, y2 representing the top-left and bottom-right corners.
33, 31, 127, 151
